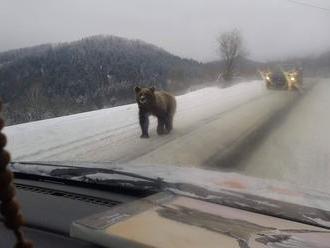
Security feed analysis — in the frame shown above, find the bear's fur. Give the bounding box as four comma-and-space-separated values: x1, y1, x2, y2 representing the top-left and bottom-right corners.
135, 86, 176, 138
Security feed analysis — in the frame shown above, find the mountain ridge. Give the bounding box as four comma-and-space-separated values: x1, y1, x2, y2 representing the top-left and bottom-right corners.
1, 34, 329, 125
0, 35, 212, 124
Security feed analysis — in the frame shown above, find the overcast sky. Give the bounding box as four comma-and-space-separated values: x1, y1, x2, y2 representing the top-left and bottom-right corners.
0, 0, 329, 62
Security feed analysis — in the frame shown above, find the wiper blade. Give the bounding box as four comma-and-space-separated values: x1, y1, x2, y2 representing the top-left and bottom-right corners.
10, 161, 164, 188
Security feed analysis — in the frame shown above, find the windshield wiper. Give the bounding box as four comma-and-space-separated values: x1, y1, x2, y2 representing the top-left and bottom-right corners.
9, 162, 330, 230
10, 161, 164, 192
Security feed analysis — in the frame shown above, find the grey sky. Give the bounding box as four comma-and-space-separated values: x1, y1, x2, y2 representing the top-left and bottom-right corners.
0, 0, 329, 62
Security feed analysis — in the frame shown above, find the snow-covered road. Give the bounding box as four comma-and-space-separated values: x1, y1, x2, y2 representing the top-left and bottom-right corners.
237, 78, 330, 192
5, 81, 270, 163
5, 78, 330, 194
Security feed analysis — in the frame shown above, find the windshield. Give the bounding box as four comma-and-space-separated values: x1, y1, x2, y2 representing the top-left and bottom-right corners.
1, 0, 330, 199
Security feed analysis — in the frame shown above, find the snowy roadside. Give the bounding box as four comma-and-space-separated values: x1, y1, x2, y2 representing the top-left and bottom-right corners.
4, 80, 267, 161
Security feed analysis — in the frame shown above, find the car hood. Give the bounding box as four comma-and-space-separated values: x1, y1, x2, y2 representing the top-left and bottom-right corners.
10, 161, 330, 230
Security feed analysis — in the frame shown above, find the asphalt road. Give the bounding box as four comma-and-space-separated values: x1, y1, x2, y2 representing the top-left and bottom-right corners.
7, 78, 327, 194
234, 78, 330, 193
19, 80, 302, 168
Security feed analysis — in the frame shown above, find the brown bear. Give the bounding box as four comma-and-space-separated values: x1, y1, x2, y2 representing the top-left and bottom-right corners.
134, 86, 176, 138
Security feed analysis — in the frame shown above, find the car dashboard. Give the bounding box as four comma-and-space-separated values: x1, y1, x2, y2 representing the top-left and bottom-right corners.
2, 172, 330, 248
0, 177, 144, 248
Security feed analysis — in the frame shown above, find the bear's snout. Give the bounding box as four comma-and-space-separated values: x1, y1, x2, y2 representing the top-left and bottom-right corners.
139, 96, 147, 104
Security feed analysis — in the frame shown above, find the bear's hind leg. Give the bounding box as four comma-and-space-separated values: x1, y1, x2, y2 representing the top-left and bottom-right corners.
164, 115, 173, 133
157, 117, 166, 135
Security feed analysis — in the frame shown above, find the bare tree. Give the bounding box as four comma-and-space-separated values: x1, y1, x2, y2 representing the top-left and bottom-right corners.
24, 83, 47, 121
217, 29, 245, 82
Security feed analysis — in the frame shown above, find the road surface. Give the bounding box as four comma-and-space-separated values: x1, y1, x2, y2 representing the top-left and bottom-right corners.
5, 78, 328, 193
5, 81, 270, 162
235, 78, 330, 193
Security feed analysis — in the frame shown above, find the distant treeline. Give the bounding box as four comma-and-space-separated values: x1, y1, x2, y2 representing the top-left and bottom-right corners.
0, 35, 329, 125
0, 36, 214, 124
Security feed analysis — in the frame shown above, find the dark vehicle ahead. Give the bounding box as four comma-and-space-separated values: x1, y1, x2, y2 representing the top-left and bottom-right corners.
259, 66, 303, 91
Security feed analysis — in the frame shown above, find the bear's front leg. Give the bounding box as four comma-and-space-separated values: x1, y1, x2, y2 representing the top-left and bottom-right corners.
139, 111, 149, 138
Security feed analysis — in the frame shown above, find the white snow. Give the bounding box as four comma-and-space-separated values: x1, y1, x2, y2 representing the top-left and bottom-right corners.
4, 80, 266, 161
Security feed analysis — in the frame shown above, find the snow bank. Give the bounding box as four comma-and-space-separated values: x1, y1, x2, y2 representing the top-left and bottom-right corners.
4, 81, 266, 161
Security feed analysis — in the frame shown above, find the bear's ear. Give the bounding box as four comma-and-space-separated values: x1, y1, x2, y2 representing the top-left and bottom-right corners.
134, 86, 141, 94
149, 87, 155, 93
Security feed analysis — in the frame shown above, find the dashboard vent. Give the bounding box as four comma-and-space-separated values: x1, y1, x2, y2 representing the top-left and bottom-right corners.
16, 184, 121, 207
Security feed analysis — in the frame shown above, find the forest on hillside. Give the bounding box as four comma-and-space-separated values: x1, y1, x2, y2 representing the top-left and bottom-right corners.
0, 35, 217, 125
0, 35, 329, 125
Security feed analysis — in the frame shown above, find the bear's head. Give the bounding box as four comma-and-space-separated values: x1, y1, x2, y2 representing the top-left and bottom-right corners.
134, 86, 155, 107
